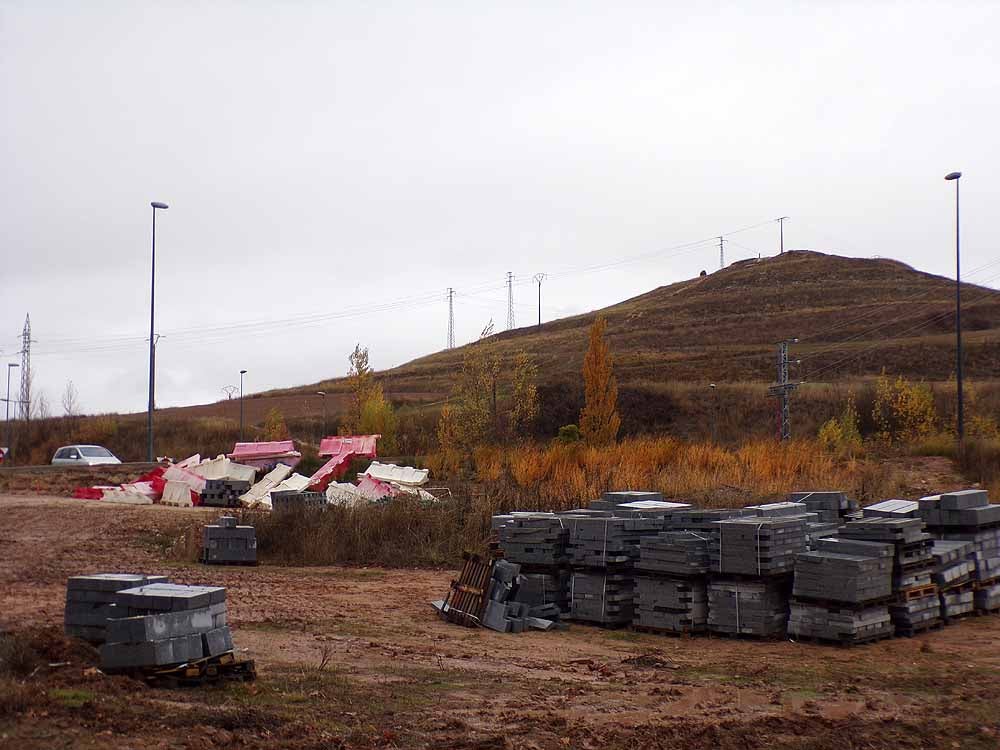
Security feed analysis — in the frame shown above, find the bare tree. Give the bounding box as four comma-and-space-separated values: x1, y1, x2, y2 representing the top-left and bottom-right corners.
62, 380, 80, 416
35, 392, 51, 419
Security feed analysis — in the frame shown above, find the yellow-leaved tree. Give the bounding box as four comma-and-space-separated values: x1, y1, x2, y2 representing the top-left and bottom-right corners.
579, 315, 620, 445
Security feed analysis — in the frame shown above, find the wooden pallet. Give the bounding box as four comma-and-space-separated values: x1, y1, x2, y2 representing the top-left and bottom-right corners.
631, 624, 703, 638
896, 584, 938, 602
200, 557, 259, 567
118, 651, 257, 688
895, 620, 944, 638
790, 630, 894, 648
441, 552, 494, 628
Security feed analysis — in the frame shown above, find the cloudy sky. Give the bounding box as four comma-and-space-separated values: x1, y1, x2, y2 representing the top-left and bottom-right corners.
2, 1, 997, 415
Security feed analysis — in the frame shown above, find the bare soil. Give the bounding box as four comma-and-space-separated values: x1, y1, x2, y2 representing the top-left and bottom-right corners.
1, 494, 999, 749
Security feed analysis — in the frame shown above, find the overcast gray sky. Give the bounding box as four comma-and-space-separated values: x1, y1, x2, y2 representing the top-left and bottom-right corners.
2, 1, 997, 415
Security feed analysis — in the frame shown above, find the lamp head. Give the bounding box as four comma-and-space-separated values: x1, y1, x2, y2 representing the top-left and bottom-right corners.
239, 369, 247, 375
945, 172, 962, 181
151, 201, 169, 209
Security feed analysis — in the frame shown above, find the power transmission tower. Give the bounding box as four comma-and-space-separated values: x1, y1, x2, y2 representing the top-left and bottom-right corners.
18, 315, 32, 421
532, 273, 546, 328
718, 236, 726, 270
776, 216, 789, 254
447, 288, 455, 349
767, 338, 800, 440
222, 385, 238, 400
506, 272, 515, 330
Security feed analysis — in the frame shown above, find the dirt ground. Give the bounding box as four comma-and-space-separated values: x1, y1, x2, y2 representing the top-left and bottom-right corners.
1, 495, 999, 750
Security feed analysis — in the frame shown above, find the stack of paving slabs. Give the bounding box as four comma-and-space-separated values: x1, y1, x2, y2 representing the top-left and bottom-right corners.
839, 518, 941, 634
65, 573, 169, 643
929, 539, 976, 620
496, 513, 570, 566
564, 516, 663, 567
99, 583, 232, 671
920, 489, 1000, 529
634, 532, 709, 633
788, 538, 895, 643
510, 569, 571, 616
568, 570, 635, 626
610, 500, 693, 520
788, 491, 859, 524
710, 516, 807, 576
665, 508, 752, 550
199, 479, 252, 508
862, 499, 921, 519
202, 516, 257, 565
270, 490, 327, 513
588, 490, 664, 511
707, 578, 790, 637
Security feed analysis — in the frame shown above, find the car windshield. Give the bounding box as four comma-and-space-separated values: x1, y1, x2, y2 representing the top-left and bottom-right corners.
79, 447, 113, 458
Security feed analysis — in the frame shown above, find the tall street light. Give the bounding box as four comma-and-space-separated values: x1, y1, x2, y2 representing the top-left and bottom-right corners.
4, 362, 19, 460
945, 171, 963, 442
147, 201, 169, 461
239, 370, 248, 442
316, 391, 327, 438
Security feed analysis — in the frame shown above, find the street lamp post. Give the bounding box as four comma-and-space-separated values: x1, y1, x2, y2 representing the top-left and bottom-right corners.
945, 172, 963, 442
4, 362, 19, 460
316, 391, 327, 438
239, 370, 248, 442
147, 201, 169, 462
708, 383, 717, 444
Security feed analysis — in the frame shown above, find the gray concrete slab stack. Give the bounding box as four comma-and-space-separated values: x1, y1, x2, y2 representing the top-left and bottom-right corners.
634, 531, 709, 633
271, 490, 327, 513
920, 489, 1000, 618
202, 516, 257, 565
839, 518, 941, 634
64, 574, 169, 643
495, 512, 572, 615
862, 499, 920, 519
563, 511, 664, 627
200, 479, 252, 508
788, 538, 894, 643
99, 583, 233, 670
441, 559, 565, 633
707, 578, 790, 637
588, 490, 664, 511
788, 491, 860, 524
710, 516, 808, 576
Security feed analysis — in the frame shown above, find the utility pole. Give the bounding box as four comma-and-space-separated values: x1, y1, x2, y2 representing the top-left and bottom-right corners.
532, 273, 546, 328
767, 338, 800, 441
19, 315, 32, 421
506, 272, 515, 330
718, 236, 726, 270
447, 288, 455, 349
777, 217, 789, 254
945, 172, 963, 442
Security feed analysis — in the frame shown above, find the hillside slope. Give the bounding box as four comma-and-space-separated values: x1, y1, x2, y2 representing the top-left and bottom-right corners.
179, 250, 1000, 423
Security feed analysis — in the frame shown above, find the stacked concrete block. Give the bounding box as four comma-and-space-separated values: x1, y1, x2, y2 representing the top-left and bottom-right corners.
931, 540, 975, 589
974, 581, 1000, 612
496, 513, 570, 566
510, 569, 570, 616
707, 578, 790, 637
200, 479, 252, 508
710, 516, 808, 576
863, 499, 920, 519
633, 531, 709, 633
588, 490, 663, 511
788, 491, 859, 524
564, 516, 663, 568
788, 602, 893, 642
940, 587, 974, 619
920, 489, 1000, 528
65, 574, 169, 643
100, 583, 233, 670
202, 516, 257, 565
270, 490, 327, 513
789, 540, 894, 643
568, 570, 635, 626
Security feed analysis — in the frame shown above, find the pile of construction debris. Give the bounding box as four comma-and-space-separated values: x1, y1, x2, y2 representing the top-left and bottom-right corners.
70, 435, 437, 511
458, 488, 1000, 644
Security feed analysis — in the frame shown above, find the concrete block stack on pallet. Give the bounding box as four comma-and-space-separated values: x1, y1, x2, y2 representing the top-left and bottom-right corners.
270, 489, 327, 513
839, 517, 941, 635
495, 512, 571, 615
920, 489, 1000, 617
705, 508, 807, 637
789, 491, 861, 525
65, 574, 169, 643
100, 583, 233, 670
565, 498, 664, 627
634, 531, 709, 634
202, 516, 258, 565
200, 479, 252, 508
788, 537, 895, 644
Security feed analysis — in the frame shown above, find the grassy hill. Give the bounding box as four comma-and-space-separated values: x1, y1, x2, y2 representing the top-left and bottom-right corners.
17, 251, 1000, 462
